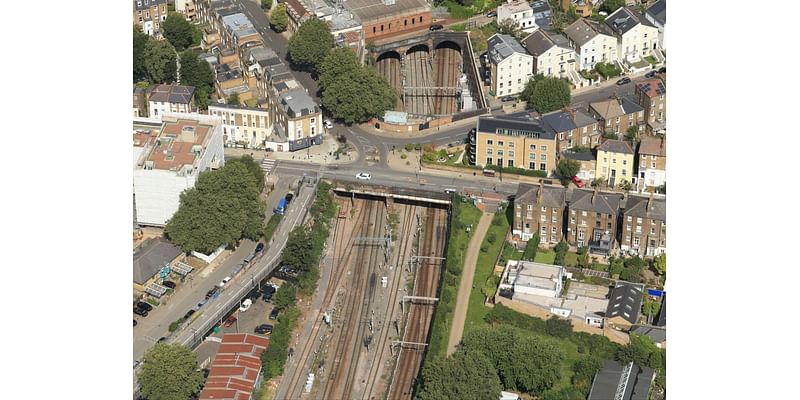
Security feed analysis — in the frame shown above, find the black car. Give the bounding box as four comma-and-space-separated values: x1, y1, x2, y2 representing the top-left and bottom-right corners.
645, 70, 658, 78
162, 281, 176, 289
658, 66, 666, 73
255, 324, 274, 334
184, 309, 196, 320
500, 96, 516, 102
134, 308, 149, 317
255, 242, 265, 253
205, 287, 219, 299
429, 24, 443, 31
136, 301, 153, 312
486, 11, 497, 17
262, 286, 276, 302
285, 193, 294, 204
247, 289, 261, 301
158, 337, 167, 343
616, 77, 631, 85
269, 308, 280, 320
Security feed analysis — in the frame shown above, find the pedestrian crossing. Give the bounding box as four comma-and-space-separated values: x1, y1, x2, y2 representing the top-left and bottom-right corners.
261, 158, 277, 175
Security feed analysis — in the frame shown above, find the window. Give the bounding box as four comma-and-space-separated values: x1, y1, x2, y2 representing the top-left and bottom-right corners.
508, 159, 514, 167
633, 237, 640, 246
497, 150, 504, 156
529, 152, 535, 160
529, 144, 536, 150
637, 218, 643, 223
541, 206, 547, 212
541, 215, 547, 222
541, 226, 547, 234
541, 145, 547, 152
508, 150, 515, 157
578, 230, 585, 240
627, 224, 631, 231
552, 226, 557, 233
627, 216, 632, 222
540, 154, 546, 161
651, 219, 657, 225
381, 25, 384, 31
486, 157, 493, 165
373, 27, 376, 33
498, 141, 504, 146
508, 142, 514, 148
486, 149, 493, 155
404, 20, 407, 26
527, 205, 533, 210
529, 161, 536, 169
650, 227, 656, 234
622, 169, 626, 176
518, 78, 522, 84
487, 139, 493, 145
420, 16, 423, 22
615, 117, 620, 123
651, 162, 656, 168
612, 158, 616, 164
582, 211, 587, 217
552, 216, 557, 223
623, 159, 627, 165
540, 163, 546, 170
499, 83, 504, 88
651, 155, 657, 160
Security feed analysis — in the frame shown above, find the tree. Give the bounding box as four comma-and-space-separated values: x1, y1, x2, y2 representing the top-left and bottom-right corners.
164, 161, 265, 253
522, 233, 540, 261
144, 39, 178, 83
272, 283, 296, 311
618, 179, 634, 192
652, 253, 666, 276
519, 73, 544, 106
134, 26, 150, 82
288, 17, 334, 72
416, 350, 502, 400
282, 227, 314, 271
545, 316, 573, 339
162, 13, 195, 51
553, 241, 569, 266
497, 18, 520, 36
625, 125, 639, 144
139, 343, 204, 400
179, 49, 215, 109
531, 77, 571, 113
600, 0, 625, 14
261, 0, 273, 10
227, 155, 265, 191
556, 158, 580, 182
227, 93, 241, 106
322, 65, 396, 124
270, 4, 289, 32
318, 47, 361, 90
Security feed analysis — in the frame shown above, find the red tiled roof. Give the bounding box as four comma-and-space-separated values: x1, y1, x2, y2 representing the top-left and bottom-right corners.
198, 333, 269, 400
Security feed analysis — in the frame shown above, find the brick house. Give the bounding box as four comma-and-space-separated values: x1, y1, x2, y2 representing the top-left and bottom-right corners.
566, 188, 623, 254
635, 79, 666, 134
133, 0, 169, 36
636, 136, 666, 190
620, 194, 666, 257
541, 107, 601, 152
513, 183, 566, 244
589, 96, 645, 136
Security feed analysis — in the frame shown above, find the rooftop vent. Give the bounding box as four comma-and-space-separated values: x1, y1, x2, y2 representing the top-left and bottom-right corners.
383, 0, 396, 5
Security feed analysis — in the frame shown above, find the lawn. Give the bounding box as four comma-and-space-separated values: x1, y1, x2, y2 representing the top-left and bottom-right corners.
463, 208, 510, 335
534, 249, 556, 264
500, 242, 524, 264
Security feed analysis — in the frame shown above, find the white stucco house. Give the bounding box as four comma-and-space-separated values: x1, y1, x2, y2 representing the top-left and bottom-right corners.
498, 260, 566, 298
645, 0, 666, 51
564, 18, 618, 71
487, 33, 533, 96
497, 0, 538, 34
604, 7, 660, 63
521, 30, 577, 80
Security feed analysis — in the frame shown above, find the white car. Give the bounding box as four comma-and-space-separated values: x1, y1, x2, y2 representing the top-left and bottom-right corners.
218, 276, 232, 287
324, 119, 334, 129
356, 172, 371, 180
239, 298, 253, 312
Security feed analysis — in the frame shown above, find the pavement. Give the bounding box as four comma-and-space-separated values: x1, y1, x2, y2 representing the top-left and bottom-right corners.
447, 212, 493, 356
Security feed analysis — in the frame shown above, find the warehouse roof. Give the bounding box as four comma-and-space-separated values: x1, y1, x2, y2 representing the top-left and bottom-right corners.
344, 0, 430, 23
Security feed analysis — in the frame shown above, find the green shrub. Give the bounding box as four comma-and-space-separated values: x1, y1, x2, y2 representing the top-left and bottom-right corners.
594, 62, 622, 78
522, 234, 540, 261
405, 143, 413, 151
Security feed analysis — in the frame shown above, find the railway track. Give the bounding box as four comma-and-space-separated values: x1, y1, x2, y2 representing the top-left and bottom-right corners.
377, 56, 404, 111
281, 197, 368, 400
361, 204, 419, 400
388, 207, 448, 400
432, 47, 461, 115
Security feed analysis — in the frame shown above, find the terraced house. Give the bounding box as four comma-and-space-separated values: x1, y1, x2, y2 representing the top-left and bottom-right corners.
474, 115, 557, 173
513, 183, 566, 244
564, 18, 618, 72
635, 78, 666, 134
589, 95, 645, 135
604, 6, 659, 63
521, 30, 577, 81
595, 139, 635, 188
541, 107, 601, 151
208, 103, 271, 149
566, 189, 623, 255
620, 194, 666, 257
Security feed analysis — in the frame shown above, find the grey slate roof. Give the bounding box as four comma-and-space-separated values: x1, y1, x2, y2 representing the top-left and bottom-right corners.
588, 360, 655, 400
654, 294, 666, 326
515, 183, 566, 209
564, 18, 606, 47
521, 30, 554, 57
632, 325, 666, 343
568, 189, 622, 215
562, 150, 595, 162
622, 195, 666, 221
606, 281, 645, 325
279, 89, 318, 117
216, 64, 243, 83
590, 96, 642, 120
620, 95, 644, 114
148, 84, 196, 104
597, 139, 634, 155
476, 116, 555, 140
488, 34, 528, 64
530, 0, 551, 14
647, 0, 666, 25
133, 238, 182, 285
542, 108, 598, 134
605, 7, 653, 36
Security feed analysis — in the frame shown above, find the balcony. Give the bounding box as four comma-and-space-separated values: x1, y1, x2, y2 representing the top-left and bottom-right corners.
588, 230, 613, 255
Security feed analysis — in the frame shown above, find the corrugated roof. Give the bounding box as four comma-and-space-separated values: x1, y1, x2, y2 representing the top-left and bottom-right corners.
198, 333, 269, 400
588, 360, 654, 400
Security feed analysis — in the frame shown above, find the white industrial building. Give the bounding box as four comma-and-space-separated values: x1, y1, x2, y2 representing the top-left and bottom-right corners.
133, 113, 225, 227
498, 260, 566, 298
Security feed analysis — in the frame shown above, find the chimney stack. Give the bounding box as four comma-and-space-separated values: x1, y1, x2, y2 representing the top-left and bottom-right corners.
647, 190, 654, 211
538, 181, 544, 205
565, 107, 576, 120
592, 187, 598, 206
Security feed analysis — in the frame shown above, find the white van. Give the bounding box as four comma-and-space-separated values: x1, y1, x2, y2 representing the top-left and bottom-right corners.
239, 298, 253, 312
444, 188, 457, 194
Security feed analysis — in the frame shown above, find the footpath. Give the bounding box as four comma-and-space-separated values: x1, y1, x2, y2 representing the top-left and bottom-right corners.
446, 212, 494, 356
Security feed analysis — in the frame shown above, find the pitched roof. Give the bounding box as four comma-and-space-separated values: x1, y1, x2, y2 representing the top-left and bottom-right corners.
542, 108, 597, 134
654, 294, 666, 326
622, 194, 666, 221
590, 96, 642, 120
597, 139, 634, 155
515, 183, 566, 209
638, 136, 665, 157
561, 150, 596, 162
568, 189, 623, 214
148, 84, 196, 104
476, 116, 555, 140
498, 0, 532, 14
564, 18, 613, 47
488, 34, 529, 64
646, 0, 666, 25
605, 7, 653, 36
588, 360, 655, 400
636, 79, 666, 97
132, 238, 182, 285
521, 30, 555, 56
198, 333, 269, 400
632, 325, 666, 343
606, 281, 645, 325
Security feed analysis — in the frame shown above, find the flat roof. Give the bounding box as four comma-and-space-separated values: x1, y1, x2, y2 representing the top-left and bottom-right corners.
198, 333, 269, 400
143, 118, 212, 171
507, 260, 564, 291
344, 0, 430, 23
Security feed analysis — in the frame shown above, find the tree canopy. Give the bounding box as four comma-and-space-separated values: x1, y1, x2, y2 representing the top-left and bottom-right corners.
261, 0, 273, 10
416, 350, 501, 400
163, 13, 195, 51
600, 0, 625, 14
139, 343, 204, 400
320, 48, 396, 124
288, 17, 334, 72
530, 77, 571, 113
164, 158, 265, 253
134, 26, 150, 82
556, 158, 580, 181
270, 4, 289, 32
272, 283, 297, 311
144, 39, 178, 84
179, 49, 215, 109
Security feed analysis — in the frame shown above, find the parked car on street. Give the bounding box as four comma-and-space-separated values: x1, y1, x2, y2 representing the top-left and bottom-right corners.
255, 242, 265, 253
162, 281, 176, 289
356, 172, 372, 180
184, 309, 196, 320
239, 299, 253, 312
285, 193, 294, 204
486, 11, 497, 17
136, 302, 154, 312
324, 119, 334, 129
429, 24, 443, 31
616, 77, 631, 85
571, 176, 585, 188
645, 70, 658, 78
134, 307, 149, 317
269, 308, 280, 320
224, 315, 237, 327
262, 285, 276, 302
205, 287, 219, 299
255, 324, 273, 335
500, 96, 516, 102
218, 276, 232, 287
